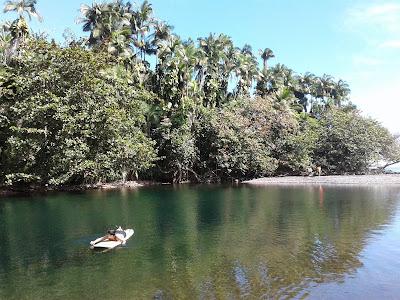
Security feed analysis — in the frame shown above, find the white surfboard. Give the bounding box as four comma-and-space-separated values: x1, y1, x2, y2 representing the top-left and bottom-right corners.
90, 228, 134, 249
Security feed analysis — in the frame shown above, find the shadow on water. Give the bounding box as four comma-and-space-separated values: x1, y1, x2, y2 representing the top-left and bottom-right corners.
0, 184, 399, 299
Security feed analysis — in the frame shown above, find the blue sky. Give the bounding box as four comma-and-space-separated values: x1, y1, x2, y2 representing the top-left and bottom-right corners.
2, 0, 399, 133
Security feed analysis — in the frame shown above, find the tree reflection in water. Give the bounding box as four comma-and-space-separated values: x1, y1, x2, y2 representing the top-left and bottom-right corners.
0, 185, 399, 299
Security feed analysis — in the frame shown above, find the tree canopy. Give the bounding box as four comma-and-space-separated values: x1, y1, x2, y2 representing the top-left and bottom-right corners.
1, 0, 399, 187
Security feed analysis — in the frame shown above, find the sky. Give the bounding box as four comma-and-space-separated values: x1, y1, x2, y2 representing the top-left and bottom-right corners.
1, 0, 399, 133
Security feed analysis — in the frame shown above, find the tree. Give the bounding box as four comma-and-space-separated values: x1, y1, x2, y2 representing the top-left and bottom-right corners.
374, 133, 400, 171
131, 0, 155, 60
256, 64, 296, 100
295, 72, 316, 112
79, 0, 133, 58
107, 27, 134, 61
233, 47, 259, 98
197, 34, 236, 107
0, 22, 12, 63
3, 0, 42, 21
194, 103, 278, 181
259, 47, 274, 71
151, 119, 198, 183
8, 15, 29, 40
153, 38, 199, 107
240, 97, 316, 174
151, 21, 173, 56
2, 0, 42, 59
331, 79, 350, 107
313, 109, 395, 174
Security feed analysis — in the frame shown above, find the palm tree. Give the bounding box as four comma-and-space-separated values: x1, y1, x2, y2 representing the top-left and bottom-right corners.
154, 22, 173, 42
299, 72, 316, 94
315, 74, 335, 99
148, 21, 173, 66
9, 16, 29, 40
151, 21, 173, 51
241, 44, 253, 55
131, 0, 154, 60
270, 64, 295, 90
176, 41, 198, 99
259, 47, 274, 71
79, 1, 132, 59
294, 72, 316, 112
107, 28, 133, 60
79, 2, 113, 45
3, 0, 42, 21
308, 74, 338, 113
0, 22, 12, 64
3, 0, 42, 45
197, 34, 236, 106
154, 37, 200, 106
157, 34, 181, 63
332, 79, 350, 107
0, 16, 29, 61
234, 47, 259, 98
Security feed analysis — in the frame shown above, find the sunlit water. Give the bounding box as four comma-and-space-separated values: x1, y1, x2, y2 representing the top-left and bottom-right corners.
0, 185, 400, 299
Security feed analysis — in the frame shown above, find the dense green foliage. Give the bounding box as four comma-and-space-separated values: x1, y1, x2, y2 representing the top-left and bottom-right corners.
0, 41, 156, 186
1, 0, 399, 187
313, 110, 399, 174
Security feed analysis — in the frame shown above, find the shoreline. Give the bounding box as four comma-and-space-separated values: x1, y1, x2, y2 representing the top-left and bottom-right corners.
0, 181, 157, 197
2, 174, 400, 197
243, 174, 400, 186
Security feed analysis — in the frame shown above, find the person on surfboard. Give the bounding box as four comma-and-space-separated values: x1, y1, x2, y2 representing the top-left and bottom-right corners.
91, 229, 123, 245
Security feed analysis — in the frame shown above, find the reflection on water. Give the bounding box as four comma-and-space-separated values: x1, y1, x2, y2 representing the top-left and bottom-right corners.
0, 185, 400, 299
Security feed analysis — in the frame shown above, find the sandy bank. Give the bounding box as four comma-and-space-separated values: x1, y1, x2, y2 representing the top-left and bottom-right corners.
243, 174, 400, 186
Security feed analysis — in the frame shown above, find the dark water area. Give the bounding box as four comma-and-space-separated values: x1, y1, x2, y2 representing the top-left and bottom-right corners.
0, 185, 400, 299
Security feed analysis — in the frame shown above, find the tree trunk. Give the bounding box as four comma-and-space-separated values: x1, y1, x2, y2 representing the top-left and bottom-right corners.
122, 169, 127, 183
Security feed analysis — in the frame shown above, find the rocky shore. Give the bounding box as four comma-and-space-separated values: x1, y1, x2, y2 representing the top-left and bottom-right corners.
243, 174, 400, 185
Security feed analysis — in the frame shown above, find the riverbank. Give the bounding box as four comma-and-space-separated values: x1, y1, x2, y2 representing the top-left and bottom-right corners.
0, 181, 150, 197
243, 174, 400, 185
3, 175, 400, 197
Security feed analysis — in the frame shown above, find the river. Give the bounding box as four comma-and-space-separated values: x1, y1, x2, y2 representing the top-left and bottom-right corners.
0, 185, 399, 299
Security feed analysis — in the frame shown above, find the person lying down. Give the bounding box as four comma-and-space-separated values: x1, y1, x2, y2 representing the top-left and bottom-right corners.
91, 229, 123, 245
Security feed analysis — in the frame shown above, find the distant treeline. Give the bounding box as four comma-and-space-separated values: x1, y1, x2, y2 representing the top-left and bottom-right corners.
0, 0, 399, 187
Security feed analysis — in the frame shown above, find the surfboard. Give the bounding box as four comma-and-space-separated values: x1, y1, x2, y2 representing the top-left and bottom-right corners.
90, 228, 134, 249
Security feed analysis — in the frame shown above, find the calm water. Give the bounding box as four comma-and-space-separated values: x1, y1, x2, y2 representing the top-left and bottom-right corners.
1, 185, 400, 299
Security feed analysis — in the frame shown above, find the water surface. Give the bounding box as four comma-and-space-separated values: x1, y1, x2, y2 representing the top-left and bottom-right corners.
0, 185, 399, 299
